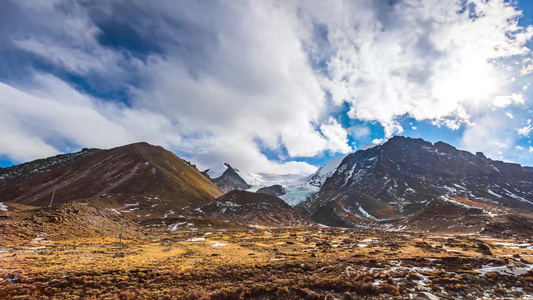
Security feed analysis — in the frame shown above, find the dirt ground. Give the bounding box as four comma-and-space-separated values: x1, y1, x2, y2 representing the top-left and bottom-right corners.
2, 224, 533, 299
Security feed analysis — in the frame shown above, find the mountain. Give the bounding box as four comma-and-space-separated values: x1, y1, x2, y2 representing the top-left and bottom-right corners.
399, 195, 533, 238
0, 148, 101, 186
304, 145, 376, 189
305, 155, 347, 188
183, 190, 313, 227
247, 173, 315, 206
297, 136, 533, 227
0, 142, 223, 216
284, 146, 376, 206
206, 163, 315, 205
206, 163, 263, 185
209, 163, 251, 192
256, 184, 286, 196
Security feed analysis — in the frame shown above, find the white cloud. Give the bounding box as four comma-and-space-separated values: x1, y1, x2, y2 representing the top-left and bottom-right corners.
13, 39, 118, 75
506, 112, 514, 119
0, 1, 337, 174
0, 74, 319, 174
298, 0, 532, 136
461, 115, 516, 160
515, 145, 524, 151
351, 125, 371, 139
0, 75, 136, 155
320, 117, 353, 154
530, 146, 533, 153
492, 93, 525, 107
1, 0, 533, 171
518, 124, 533, 137
124, 1, 350, 167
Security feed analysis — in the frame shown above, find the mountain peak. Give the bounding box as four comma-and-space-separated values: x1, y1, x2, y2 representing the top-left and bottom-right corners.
213, 164, 251, 192
298, 136, 533, 227
381, 135, 432, 148
0, 142, 223, 212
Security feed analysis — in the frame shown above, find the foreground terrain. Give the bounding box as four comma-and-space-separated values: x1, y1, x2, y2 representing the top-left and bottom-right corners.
2, 220, 533, 299
1, 140, 533, 299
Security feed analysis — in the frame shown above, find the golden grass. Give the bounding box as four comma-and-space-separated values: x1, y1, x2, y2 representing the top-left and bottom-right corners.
1, 227, 532, 299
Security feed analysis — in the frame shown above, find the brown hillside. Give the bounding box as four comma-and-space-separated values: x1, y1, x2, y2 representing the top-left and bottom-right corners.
0, 143, 223, 213
400, 195, 533, 237
0, 203, 145, 245
184, 190, 314, 227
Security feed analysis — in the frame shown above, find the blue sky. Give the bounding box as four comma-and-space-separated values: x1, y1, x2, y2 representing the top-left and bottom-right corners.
1, 0, 533, 173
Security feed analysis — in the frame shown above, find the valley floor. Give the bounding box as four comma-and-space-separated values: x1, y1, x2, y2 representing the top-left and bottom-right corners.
1, 226, 533, 299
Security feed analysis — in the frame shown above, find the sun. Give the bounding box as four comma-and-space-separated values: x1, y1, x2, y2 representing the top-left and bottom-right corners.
433, 57, 503, 109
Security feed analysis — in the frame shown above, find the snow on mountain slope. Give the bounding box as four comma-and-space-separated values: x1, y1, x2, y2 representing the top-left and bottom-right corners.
206, 164, 228, 179
206, 163, 264, 185
305, 145, 377, 189
298, 136, 533, 227
206, 163, 318, 206
306, 155, 347, 187
249, 173, 317, 206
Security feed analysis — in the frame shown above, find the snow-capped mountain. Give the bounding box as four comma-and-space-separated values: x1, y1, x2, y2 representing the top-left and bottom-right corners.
305, 144, 377, 188
297, 136, 533, 227
208, 163, 251, 192
206, 163, 264, 185
306, 155, 348, 188
206, 163, 319, 205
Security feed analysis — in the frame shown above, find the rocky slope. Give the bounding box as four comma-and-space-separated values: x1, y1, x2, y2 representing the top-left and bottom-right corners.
256, 184, 286, 196
0, 143, 223, 216
305, 155, 347, 188
210, 163, 251, 192
0, 148, 101, 186
0, 203, 145, 244
298, 136, 533, 227
183, 190, 313, 227
399, 195, 533, 237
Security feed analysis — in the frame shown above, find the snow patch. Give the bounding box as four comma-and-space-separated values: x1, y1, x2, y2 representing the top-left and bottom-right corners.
476, 264, 533, 276
211, 242, 226, 248
168, 222, 187, 231
186, 237, 205, 242
487, 189, 502, 198
503, 188, 532, 204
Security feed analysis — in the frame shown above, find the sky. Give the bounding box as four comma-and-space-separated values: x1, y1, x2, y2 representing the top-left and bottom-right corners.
1, 0, 533, 174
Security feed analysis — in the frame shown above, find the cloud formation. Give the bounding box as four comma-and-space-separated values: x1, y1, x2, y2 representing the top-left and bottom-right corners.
303, 0, 532, 136
0, 0, 532, 172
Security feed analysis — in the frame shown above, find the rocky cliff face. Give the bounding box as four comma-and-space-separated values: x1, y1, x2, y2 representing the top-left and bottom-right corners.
256, 184, 286, 196
298, 136, 533, 227
212, 163, 251, 192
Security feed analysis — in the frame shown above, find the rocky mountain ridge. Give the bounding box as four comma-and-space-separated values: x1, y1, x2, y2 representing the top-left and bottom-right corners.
256, 184, 286, 196
298, 136, 533, 227
0, 148, 101, 186
0, 142, 223, 216
209, 163, 251, 192
182, 190, 313, 227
